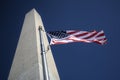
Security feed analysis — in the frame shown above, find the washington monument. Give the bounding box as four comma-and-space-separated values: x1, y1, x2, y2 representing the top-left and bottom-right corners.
8, 9, 60, 80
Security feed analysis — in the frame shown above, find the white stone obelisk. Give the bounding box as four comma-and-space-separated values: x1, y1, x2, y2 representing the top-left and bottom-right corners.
8, 9, 60, 80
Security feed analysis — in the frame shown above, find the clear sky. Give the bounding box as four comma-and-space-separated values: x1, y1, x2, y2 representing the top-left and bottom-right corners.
0, 0, 120, 80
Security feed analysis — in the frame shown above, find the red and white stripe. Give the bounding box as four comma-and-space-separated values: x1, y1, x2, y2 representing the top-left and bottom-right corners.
50, 30, 107, 45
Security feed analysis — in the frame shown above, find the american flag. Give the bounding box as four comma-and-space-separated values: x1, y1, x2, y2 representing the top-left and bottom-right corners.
47, 30, 107, 45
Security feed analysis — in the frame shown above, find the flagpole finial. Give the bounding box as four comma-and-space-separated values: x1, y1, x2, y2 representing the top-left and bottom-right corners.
38, 26, 45, 32
38, 26, 43, 30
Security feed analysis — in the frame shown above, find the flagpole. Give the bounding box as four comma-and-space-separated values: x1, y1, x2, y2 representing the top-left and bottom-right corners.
38, 26, 50, 80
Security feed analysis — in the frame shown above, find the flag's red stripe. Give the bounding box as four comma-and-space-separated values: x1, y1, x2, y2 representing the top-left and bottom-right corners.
94, 41, 103, 45
83, 31, 98, 39
74, 32, 88, 37
97, 38, 107, 41
96, 33, 105, 37
67, 30, 80, 35
94, 40, 106, 45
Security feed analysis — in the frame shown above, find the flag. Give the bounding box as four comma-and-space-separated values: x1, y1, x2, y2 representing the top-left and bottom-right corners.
47, 30, 107, 45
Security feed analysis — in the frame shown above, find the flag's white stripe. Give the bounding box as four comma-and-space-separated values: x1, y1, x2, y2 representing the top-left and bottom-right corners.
52, 38, 73, 42
50, 38, 106, 45
51, 38, 93, 44
94, 30, 104, 37
95, 36, 106, 40
69, 31, 88, 36
50, 39, 73, 44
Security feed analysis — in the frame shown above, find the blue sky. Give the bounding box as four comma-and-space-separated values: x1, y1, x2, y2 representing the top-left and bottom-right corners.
0, 0, 120, 80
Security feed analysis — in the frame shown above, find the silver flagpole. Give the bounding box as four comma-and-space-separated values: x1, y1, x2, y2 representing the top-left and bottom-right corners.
38, 26, 50, 80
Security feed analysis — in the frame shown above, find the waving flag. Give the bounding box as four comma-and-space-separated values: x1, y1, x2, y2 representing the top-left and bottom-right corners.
47, 30, 107, 45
